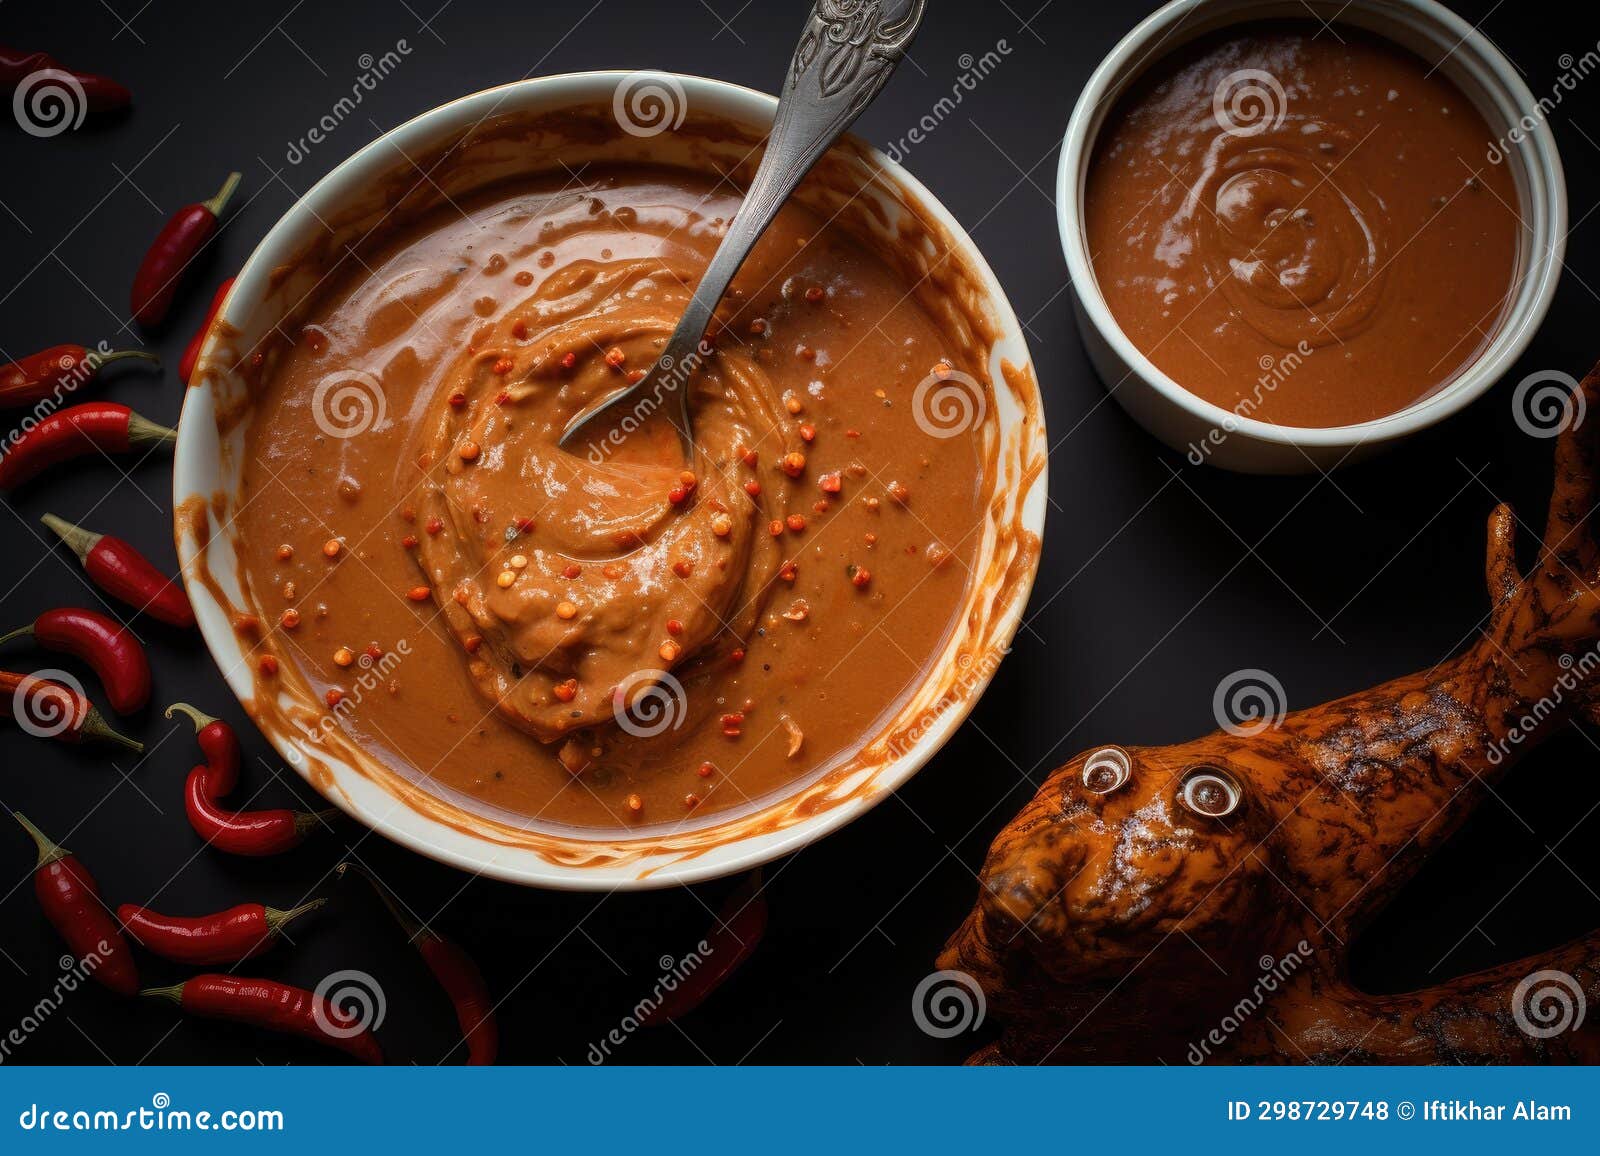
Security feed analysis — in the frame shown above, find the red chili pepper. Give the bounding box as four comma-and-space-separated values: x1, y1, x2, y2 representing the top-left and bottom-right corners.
0, 608, 150, 714
0, 670, 141, 751
117, 898, 324, 966
165, 701, 240, 785
131, 172, 241, 328
168, 702, 333, 856
40, 513, 194, 628
337, 861, 497, 1065
641, 870, 768, 1025
12, 812, 139, 995
141, 974, 382, 1064
0, 402, 176, 490
179, 277, 234, 386
0, 46, 131, 114
0, 345, 158, 410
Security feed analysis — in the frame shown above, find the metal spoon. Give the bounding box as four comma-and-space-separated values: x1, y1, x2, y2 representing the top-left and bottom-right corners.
558, 0, 927, 453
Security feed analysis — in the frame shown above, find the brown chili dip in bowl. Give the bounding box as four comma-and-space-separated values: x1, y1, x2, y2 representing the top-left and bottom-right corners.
173, 74, 1046, 888
1059, 0, 1564, 472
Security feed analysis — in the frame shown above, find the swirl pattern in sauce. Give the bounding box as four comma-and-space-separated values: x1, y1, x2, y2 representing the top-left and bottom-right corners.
1086, 23, 1520, 428
236, 167, 984, 828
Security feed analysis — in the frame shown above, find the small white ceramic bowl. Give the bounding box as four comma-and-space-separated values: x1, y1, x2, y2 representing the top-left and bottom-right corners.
173, 73, 1046, 890
1058, 0, 1566, 473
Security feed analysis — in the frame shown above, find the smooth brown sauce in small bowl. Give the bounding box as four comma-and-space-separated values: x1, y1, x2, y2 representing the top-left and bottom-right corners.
1085, 21, 1521, 428
234, 166, 985, 829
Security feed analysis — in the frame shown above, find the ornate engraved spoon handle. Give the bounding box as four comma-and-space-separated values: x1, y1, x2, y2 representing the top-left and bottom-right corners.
559, 0, 927, 451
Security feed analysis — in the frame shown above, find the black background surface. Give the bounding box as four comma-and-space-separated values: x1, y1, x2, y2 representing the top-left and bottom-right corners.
1, 0, 1598, 1066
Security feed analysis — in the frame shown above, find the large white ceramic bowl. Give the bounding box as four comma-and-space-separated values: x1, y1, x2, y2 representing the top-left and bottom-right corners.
1058, 0, 1566, 474
173, 72, 1047, 890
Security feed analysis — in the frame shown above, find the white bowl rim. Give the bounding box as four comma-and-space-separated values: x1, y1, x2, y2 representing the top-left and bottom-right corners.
1054, 0, 1568, 452
174, 70, 1048, 891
